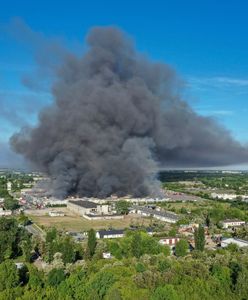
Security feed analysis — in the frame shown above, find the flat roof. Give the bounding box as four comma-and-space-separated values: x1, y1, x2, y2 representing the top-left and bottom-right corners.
133, 206, 180, 220
68, 200, 97, 208
222, 219, 245, 223
97, 227, 154, 237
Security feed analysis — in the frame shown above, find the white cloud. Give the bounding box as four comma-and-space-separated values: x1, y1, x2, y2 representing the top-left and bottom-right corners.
187, 76, 248, 90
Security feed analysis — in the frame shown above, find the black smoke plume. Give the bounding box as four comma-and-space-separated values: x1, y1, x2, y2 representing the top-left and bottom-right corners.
10, 26, 248, 198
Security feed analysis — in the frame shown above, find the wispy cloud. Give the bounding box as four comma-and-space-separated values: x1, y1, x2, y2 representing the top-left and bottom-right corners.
196, 109, 235, 116
187, 76, 248, 91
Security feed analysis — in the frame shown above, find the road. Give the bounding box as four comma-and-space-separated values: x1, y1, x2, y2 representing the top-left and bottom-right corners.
25, 223, 46, 241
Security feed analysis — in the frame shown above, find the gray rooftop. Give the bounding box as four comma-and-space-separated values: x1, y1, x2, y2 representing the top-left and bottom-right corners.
222, 219, 245, 223
69, 200, 97, 208
133, 206, 180, 221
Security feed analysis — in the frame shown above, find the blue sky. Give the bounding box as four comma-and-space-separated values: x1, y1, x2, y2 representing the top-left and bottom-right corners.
0, 0, 248, 167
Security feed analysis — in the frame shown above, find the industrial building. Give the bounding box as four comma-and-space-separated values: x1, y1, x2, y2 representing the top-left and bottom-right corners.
67, 199, 123, 220
68, 199, 110, 215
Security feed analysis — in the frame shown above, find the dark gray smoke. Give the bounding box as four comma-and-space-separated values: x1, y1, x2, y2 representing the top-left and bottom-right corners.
10, 26, 248, 198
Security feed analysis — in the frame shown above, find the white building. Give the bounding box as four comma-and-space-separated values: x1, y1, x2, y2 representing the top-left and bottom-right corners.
48, 211, 65, 217
221, 219, 245, 229
102, 252, 112, 259
96, 228, 153, 239
7, 182, 12, 192
0, 208, 12, 216
96, 229, 124, 239
221, 238, 248, 248
159, 237, 180, 247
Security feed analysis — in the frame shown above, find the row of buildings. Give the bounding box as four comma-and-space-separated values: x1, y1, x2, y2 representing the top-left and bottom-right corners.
130, 206, 180, 223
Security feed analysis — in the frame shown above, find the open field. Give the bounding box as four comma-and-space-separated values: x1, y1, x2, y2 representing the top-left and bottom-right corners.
26, 208, 151, 231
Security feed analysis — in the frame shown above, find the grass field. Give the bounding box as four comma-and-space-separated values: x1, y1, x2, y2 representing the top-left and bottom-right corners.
28, 213, 151, 232
159, 200, 231, 212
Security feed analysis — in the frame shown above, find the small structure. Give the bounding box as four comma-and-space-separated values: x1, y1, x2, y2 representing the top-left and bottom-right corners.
221, 238, 248, 248
15, 262, 24, 270
7, 181, 12, 192
102, 252, 112, 259
0, 207, 12, 216
66, 232, 85, 242
221, 219, 245, 229
159, 237, 180, 247
49, 211, 65, 217
131, 206, 180, 223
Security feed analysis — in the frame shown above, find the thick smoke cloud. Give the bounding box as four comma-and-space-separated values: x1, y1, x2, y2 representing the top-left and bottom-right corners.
10, 26, 248, 198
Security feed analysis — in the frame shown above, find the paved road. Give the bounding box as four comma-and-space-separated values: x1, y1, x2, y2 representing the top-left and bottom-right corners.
25, 223, 46, 241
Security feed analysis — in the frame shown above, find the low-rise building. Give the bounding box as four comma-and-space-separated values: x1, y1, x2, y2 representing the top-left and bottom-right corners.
68, 199, 110, 216
7, 181, 12, 192
96, 229, 125, 239
159, 237, 180, 247
96, 228, 154, 239
221, 238, 248, 248
48, 211, 65, 217
211, 193, 238, 200
0, 208, 12, 216
221, 219, 245, 229
102, 252, 112, 259
131, 206, 180, 223
83, 214, 123, 220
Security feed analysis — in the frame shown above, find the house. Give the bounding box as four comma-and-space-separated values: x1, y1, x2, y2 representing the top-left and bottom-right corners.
221, 238, 248, 248
7, 181, 12, 192
221, 219, 245, 229
131, 206, 180, 223
159, 237, 180, 247
15, 262, 24, 270
0, 208, 12, 216
48, 211, 65, 217
102, 252, 112, 259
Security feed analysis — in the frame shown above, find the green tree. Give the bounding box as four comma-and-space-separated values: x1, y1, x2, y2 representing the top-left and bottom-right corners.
194, 225, 205, 251
18, 212, 30, 226
115, 200, 130, 215
236, 269, 248, 299
59, 236, 76, 264
20, 238, 32, 262
175, 239, 188, 257
205, 214, 211, 227
131, 232, 142, 258
47, 268, 66, 286
4, 197, 19, 211
87, 229, 97, 258
86, 271, 116, 300
0, 260, 19, 291
151, 285, 179, 300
